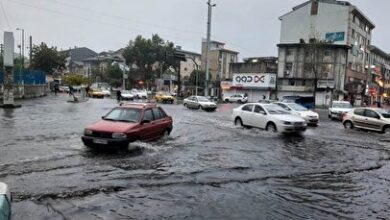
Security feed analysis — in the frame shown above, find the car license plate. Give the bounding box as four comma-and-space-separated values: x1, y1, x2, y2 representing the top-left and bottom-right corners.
93, 139, 108, 144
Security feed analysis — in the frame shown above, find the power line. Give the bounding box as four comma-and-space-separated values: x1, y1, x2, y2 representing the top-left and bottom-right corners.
0, 1, 12, 30
8, 0, 202, 46
46, 0, 205, 36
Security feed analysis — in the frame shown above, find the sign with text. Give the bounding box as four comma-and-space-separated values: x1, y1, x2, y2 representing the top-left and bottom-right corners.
325, 32, 345, 42
232, 73, 276, 88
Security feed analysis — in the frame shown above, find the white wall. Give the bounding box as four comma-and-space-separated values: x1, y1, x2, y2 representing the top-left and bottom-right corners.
280, 2, 349, 44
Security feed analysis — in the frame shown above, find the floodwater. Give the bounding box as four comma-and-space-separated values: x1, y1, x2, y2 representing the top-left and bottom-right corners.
1, 94, 390, 219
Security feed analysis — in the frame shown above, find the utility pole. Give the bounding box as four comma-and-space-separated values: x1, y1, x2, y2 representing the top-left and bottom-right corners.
29, 36, 32, 68
205, 0, 215, 97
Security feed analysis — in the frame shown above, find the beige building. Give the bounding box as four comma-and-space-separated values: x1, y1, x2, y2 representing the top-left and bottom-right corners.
201, 40, 239, 81
175, 46, 201, 78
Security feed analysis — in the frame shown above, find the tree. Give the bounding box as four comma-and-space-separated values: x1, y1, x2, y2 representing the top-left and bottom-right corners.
188, 70, 206, 87
62, 74, 90, 86
122, 34, 176, 85
107, 63, 123, 87
30, 43, 66, 74
305, 37, 329, 106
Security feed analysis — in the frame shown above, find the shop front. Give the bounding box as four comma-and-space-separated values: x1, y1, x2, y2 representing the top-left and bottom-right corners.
221, 73, 277, 102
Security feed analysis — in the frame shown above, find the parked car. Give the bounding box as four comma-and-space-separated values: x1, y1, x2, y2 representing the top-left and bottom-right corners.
342, 108, 390, 134
132, 89, 148, 99
183, 96, 217, 111
0, 182, 11, 220
282, 96, 315, 109
101, 88, 111, 97
88, 88, 105, 98
274, 102, 319, 126
328, 101, 353, 120
155, 91, 175, 104
82, 103, 173, 149
224, 94, 248, 103
120, 90, 135, 101
232, 103, 307, 133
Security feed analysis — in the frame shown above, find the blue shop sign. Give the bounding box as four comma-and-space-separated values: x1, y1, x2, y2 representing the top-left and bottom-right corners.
325, 32, 345, 42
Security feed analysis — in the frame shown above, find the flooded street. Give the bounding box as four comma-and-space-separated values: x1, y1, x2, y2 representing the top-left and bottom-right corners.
1, 95, 390, 219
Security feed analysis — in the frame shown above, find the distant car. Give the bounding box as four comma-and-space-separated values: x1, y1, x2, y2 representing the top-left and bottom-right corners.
88, 88, 105, 98
101, 88, 111, 97
155, 91, 174, 104
120, 90, 135, 101
274, 102, 319, 126
183, 96, 217, 111
60, 86, 70, 93
224, 94, 248, 103
282, 96, 315, 109
0, 182, 11, 220
342, 107, 390, 134
232, 103, 307, 133
82, 103, 173, 149
132, 89, 148, 99
328, 101, 353, 120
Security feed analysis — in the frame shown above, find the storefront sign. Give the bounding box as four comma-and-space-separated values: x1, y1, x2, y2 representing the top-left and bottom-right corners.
232, 73, 276, 89
220, 81, 233, 90
317, 80, 335, 89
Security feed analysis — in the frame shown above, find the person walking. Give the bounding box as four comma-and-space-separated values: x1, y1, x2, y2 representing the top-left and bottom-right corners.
116, 90, 122, 102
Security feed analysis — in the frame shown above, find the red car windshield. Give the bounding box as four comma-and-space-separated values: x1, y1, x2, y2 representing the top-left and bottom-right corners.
104, 108, 141, 123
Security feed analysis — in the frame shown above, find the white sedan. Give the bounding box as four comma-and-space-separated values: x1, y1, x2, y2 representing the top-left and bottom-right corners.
274, 102, 319, 126
328, 101, 353, 120
232, 103, 307, 133
183, 96, 217, 111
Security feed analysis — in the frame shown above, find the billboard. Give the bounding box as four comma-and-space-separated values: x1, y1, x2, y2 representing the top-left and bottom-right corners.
232, 73, 276, 89
3, 32, 14, 67
325, 32, 345, 42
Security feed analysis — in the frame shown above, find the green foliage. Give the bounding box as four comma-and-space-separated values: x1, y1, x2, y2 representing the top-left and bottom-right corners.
107, 63, 123, 87
30, 42, 66, 74
122, 34, 176, 83
63, 74, 90, 86
188, 70, 206, 87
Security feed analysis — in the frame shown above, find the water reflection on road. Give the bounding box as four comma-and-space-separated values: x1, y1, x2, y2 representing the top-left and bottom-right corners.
1, 95, 390, 219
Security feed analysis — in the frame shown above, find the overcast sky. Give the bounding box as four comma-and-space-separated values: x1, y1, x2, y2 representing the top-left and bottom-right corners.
1, 0, 389, 59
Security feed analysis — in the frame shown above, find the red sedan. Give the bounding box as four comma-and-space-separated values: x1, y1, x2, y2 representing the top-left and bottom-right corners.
82, 103, 173, 149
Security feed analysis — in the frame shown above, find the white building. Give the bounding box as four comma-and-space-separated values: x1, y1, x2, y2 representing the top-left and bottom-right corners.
278, 0, 375, 106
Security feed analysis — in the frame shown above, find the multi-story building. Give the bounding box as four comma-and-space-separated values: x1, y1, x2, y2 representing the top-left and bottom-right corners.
201, 40, 239, 96
369, 46, 390, 104
278, 0, 375, 106
62, 47, 98, 76
175, 46, 201, 79
221, 57, 278, 102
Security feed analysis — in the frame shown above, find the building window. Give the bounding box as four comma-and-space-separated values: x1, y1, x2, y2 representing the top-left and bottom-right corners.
286, 49, 293, 56
324, 50, 332, 57
353, 15, 356, 23
285, 62, 293, 75
352, 29, 355, 39
311, 1, 318, 15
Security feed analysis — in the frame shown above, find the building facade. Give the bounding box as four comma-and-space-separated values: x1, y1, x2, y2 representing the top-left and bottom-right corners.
175, 46, 201, 79
221, 57, 278, 102
369, 46, 390, 104
278, 0, 375, 106
201, 40, 239, 96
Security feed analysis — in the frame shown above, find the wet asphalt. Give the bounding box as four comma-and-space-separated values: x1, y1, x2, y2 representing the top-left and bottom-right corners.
1, 94, 390, 220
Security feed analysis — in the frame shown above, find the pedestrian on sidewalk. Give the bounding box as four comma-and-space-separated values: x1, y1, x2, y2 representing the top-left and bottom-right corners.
116, 90, 122, 102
